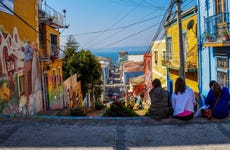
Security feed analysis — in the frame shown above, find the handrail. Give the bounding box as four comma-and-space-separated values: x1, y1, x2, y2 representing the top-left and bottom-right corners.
38, 3, 65, 28
203, 12, 230, 42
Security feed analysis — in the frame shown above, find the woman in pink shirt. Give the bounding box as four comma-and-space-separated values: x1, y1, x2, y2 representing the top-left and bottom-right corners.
171, 77, 196, 120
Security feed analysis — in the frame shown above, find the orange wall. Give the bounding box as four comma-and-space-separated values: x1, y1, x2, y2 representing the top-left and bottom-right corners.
0, 0, 38, 44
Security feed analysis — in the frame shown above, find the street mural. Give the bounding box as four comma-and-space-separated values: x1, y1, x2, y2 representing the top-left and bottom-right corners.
0, 25, 43, 116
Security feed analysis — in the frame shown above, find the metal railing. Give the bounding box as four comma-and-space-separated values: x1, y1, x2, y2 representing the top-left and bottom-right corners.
161, 52, 198, 69
38, 3, 65, 28
204, 12, 230, 42
50, 45, 60, 57
39, 44, 61, 58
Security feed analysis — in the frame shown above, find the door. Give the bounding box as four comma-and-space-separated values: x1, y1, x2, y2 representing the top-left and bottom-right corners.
44, 73, 50, 110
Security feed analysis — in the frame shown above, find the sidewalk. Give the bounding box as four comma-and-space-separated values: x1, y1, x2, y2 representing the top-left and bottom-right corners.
0, 116, 230, 150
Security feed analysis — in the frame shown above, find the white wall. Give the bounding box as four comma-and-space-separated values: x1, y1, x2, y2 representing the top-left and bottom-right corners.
128, 54, 144, 62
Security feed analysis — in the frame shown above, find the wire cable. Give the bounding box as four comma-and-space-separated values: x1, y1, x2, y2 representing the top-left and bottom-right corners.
85, 0, 145, 49
0, 1, 66, 53
60, 15, 161, 37
88, 14, 164, 49
101, 22, 159, 48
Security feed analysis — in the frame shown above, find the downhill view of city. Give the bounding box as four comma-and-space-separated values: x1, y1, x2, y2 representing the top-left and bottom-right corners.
0, 0, 230, 150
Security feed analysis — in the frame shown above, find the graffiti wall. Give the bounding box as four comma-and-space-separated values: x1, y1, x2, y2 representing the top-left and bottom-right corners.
63, 74, 83, 109
0, 25, 43, 116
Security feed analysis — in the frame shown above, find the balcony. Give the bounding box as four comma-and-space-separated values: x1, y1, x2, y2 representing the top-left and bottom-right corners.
161, 52, 198, 72
39, 45, 61, 61
203, 12, 230, 47
38, 3, 65, 28
50, 45, 60, 60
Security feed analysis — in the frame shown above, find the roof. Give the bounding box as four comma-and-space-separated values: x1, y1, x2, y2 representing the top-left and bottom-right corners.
129, 75, 145, 85
123, 61, 144, 72
96, 56, 112, 61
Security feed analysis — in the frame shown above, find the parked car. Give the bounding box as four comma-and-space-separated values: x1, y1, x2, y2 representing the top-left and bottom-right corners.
108, 89, 113, 97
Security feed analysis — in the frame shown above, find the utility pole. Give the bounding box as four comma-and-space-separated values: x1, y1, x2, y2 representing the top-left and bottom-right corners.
175, 0, 185, 79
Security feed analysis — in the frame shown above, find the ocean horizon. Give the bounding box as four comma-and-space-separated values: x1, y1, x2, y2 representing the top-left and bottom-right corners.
91, 46, 149, 65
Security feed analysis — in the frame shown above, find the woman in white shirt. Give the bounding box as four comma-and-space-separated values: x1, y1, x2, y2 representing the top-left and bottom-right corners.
171, 77, 196, 120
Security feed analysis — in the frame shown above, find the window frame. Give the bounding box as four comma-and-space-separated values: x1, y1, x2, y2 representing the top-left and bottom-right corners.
216, 56, 228, 87
17, 73, 24, 97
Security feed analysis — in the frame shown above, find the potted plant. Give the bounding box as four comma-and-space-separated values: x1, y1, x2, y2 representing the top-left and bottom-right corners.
204, 32, 214, 42
222, 29, 229, 41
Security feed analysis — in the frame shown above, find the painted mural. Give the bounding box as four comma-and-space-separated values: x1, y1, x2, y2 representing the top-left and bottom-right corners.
0, 25, 43, 116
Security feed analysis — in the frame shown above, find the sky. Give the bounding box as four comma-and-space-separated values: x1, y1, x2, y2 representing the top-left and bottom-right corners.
46, 0, 195, 50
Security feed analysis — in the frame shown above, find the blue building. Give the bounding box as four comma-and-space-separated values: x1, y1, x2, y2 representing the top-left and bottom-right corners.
197, 0, 230, 103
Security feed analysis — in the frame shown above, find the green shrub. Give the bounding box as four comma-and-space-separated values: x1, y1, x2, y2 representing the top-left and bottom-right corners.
144, 111, 151, 116
70, 108, 86, 116
95, 100, 104, 110
103, 101, 139, 117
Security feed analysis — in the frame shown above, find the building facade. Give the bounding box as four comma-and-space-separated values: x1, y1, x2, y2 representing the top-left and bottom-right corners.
0, 0, 66, 115
197, 0, 230, 102
164, 6, 198, 95
151, 40, 167, 89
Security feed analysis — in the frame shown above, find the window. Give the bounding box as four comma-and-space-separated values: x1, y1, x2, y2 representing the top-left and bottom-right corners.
52, 69, 56, 88
57, 67, 62, 86
216, 0, 226, 24
216, 0, 225, 14
154, 51, 158, 65
162, 51, 166, 61
167, 37, 173, 60
50, 34, 58, 56
217, 57, 228, 87
18, 74, 24, 96
148, 60, 151, 71
182, 32, 188, 63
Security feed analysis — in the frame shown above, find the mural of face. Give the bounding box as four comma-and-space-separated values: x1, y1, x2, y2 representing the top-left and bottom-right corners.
0, 25, 43, 116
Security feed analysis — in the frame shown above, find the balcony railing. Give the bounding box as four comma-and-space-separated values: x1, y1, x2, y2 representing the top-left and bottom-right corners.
203, 12, 230, 46
39, 45, 61, 60
38, 3, 65, 28
51, 45, 60, 58
161, 52, 198, 72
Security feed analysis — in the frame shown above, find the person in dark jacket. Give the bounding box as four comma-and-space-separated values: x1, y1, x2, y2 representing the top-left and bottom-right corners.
149, 78, 172, 120
205, 82, 229, 118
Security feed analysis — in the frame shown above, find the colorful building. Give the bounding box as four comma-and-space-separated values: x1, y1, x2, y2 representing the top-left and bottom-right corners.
0, 0, 66, 115
151, 40, 167, 88
122, 61, 144, 85
144, 52, 152, 104
197, 0, 230, 103
164, 6, 198, 95
38, 1, 66, 111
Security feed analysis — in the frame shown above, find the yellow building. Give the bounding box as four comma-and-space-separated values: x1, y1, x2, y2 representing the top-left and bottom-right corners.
0, 0, 66, 115
164, 6, 198, 96
38, 1, 66, 110
151, 40, 167, 89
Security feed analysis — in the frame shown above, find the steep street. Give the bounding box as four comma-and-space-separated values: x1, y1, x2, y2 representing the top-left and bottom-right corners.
0, 117, 230, 150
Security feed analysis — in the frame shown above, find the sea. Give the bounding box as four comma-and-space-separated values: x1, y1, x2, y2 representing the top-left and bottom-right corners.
91, 46, 149, 65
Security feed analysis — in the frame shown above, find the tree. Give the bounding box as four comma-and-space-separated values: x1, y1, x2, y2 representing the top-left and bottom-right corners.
62, 35, 78, 80
65, 35, 80, 50
62, 36, 102, 100
71, 49, 102, 98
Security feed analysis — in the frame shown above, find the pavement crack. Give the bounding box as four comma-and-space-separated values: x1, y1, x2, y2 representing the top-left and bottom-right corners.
217, 123, 230, 140
0, 123, 22, 144
115, 125, 126, 150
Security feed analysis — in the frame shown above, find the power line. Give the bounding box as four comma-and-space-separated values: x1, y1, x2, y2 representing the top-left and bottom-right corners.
0, 1, 67, 54
60, 15, 160, 37
87, 14, 164, 49
110, 0, 167, 10
85, 0, 145, 49
101, 22, 159, 48
144, 0, 175, 55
